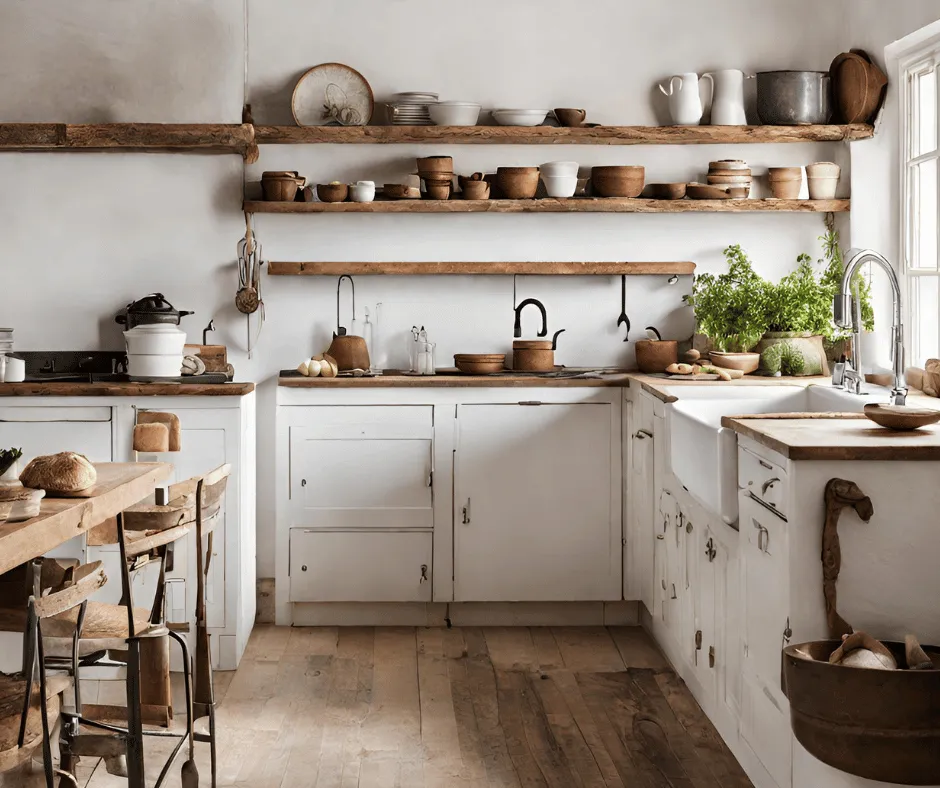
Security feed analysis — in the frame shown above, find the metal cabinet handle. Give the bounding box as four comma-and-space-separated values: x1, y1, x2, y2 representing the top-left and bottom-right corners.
420, 564, 429, 584
301, 479, 306, 487
634, 429, 653, 440
705, 537, 716, 562
759, 459, 773, 470
751, 519, 770, 552
462, 499, 471, 525
761, 477, 780, 496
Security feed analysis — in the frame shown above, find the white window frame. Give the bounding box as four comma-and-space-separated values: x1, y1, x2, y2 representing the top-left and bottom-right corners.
894, 22, 940, 366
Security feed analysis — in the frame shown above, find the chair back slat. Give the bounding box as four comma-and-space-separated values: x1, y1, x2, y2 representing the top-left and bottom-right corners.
168, 463, 231, 506
32, 561, 106, 619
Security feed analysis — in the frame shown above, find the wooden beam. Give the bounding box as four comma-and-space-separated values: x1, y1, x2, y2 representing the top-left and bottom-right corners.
245, 198, 850, 214
254, 124, 874, 145
267, 261, 696, 276
0, 123, 255, 156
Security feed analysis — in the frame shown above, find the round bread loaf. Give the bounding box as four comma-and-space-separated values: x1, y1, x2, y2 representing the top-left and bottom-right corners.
19, 452, 97, 493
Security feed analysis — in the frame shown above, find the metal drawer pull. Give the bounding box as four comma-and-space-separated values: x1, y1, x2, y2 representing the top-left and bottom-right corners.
462, 499, 471, 524
752, 519, 770, 552
759, 459, 773, 470
705, 537, 716, 562
634, 429, 653, 440
420, 564, 429, 584
761, 477, 780, 495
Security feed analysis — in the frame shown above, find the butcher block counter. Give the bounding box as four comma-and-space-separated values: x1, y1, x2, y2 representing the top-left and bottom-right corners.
279, 370, 631, 388
722, 414, 940, 461
0, 381, 254, 397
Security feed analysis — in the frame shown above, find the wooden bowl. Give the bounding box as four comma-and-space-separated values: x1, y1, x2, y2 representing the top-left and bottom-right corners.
263, 176, 301, 202
424, 181, 452, 200
317, 183, 349, 203
687, 183, 733, 200
495, 167, 540, 200
645, 183, 687, 200
635, 340, 678, 373
590, 166, 645, 198
454, 354, 506, 374
708, 351, 760, 374
416, 156, 454, 175
461, 180, 490, 200
554, 108, 586, 127
864, 403, 940, 431
383, 184, 420, 199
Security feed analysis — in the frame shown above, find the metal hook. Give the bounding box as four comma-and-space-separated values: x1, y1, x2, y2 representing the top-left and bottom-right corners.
667, 275, 679, 285
337, 275, 356, 335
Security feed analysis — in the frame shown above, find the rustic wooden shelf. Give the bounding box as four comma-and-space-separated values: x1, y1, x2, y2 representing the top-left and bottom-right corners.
245, 198, 849, 214
254, 124, 873, 145
0, 123, 257, 157
268, 261, 696, 276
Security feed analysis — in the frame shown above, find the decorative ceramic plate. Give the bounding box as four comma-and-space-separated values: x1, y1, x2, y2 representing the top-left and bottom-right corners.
292, 63, 374, 126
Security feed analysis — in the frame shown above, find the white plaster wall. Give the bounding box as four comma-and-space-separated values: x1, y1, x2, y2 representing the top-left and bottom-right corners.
0, 0, 934, 577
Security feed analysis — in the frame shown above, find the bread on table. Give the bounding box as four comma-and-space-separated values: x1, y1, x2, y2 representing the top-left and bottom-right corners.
19, 452, 97, 494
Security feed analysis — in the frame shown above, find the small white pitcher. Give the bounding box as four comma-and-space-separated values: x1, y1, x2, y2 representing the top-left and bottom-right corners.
659, 73, 704, 126
701, 69, 750, 125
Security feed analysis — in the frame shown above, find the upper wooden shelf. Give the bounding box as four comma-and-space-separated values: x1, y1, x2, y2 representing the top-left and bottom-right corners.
268, 261, 696, 276
254, 124, 874, 146
245, 198, 850, 214
0, 123, 256, 156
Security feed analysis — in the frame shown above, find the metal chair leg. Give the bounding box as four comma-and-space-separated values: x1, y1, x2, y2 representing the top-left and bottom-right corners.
209, 701, 217, 788
36, 619, 54, 788
125, 638, 146, 788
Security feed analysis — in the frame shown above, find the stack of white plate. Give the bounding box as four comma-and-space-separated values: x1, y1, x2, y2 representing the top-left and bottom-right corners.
386, 92, 438, 125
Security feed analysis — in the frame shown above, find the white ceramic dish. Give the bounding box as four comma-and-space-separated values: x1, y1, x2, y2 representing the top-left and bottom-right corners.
392, 92, 439, 103
126, 353, 184, 378
292, 63, 374, 126
0, 488, 45, 523
492, 109, 549, 126
540, 174, 578, 198
350, 181, 376, 202
540, 161, 580, 177
429, 101, 481, 126
3, 356, 24, 382
124, 324, 187, 356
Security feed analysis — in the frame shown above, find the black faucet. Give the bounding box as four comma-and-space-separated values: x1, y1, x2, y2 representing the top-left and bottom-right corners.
514, 298, 548, 338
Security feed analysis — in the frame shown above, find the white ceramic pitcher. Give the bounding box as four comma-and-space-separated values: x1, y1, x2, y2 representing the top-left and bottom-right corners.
659, 73, 703, 126
701, 69, 750, 125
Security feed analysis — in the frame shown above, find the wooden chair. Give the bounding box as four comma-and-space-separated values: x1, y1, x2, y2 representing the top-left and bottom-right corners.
0, 560, 105, 787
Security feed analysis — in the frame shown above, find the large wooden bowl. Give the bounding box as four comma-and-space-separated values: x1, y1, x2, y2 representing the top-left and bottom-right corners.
864, 403, 940, 431
454, 354, 506, 374
591, 166, 645, 198
495, 168, 539, 200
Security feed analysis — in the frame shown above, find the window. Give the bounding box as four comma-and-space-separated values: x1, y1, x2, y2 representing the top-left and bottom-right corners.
902, 39, 940, 366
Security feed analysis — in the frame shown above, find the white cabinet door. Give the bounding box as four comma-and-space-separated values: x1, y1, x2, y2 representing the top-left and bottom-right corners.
739, 494, 791, 788
289, 428, 433, 530
454, 403, 618, 602
625, 393, 656, 607
289, 530, 432, 602
690, 524, 719, 698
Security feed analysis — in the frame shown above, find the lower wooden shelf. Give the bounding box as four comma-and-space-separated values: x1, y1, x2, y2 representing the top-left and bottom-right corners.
244, 198, 849, 214
268, 261, 696, 276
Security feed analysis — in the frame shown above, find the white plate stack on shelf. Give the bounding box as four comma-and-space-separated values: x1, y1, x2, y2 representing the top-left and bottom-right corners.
386, 92, 438, 126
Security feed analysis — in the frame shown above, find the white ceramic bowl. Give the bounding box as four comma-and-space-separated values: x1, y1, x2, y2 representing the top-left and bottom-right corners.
540, 161, 580, 178
429, 102, 482, 126
124, 324, 187, 356
1, 488, 45, 522
127, 353, 184, 378
492, 109, 549, 126
350, 181, 376, 202
540, 175, 578, 198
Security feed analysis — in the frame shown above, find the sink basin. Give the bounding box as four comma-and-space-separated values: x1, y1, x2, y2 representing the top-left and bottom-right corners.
666, 384, 874, 525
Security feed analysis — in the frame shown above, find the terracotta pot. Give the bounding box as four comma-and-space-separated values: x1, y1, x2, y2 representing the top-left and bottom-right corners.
496, 167, 540, 200
591, 166, 645, 198
635, 340, 678, 373
326, 334, 369, 370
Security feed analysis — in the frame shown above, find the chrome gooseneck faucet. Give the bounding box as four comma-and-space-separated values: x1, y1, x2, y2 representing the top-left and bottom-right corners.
833, 248, 907, 405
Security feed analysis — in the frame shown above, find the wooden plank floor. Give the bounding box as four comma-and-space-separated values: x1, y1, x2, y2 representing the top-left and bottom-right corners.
14, 626, 752, 787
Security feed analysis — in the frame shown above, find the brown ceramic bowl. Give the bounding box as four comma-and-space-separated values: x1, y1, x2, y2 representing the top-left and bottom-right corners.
416, 156, 454, 175
455, 354, 506, 374
646, 183, 687, 200
317, 183, 348, 203
864, 403, 940, 431
687, 183, 734, 200
383, 184, 420, 199
591, 166, 645, 198
495, 167, 540, 200
424, 181, 452, 200
461, 180, 490, 200
554, 108, 587, 127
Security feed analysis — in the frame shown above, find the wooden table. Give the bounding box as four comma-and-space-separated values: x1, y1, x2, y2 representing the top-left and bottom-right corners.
0, 463, 172, 574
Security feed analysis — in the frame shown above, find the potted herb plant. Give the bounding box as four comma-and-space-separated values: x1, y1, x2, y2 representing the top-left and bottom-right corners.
686, 244, 768, 373
0, 448, 22, 488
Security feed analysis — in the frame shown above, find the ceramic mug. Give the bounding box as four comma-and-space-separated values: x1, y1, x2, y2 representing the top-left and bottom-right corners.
350, 181, 376, 202
4, 356, 25, 382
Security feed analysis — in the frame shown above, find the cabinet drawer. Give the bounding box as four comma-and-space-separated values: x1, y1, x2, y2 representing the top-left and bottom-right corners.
290, 406, 432, 439
289, 530, 432, 602
738, 447, 787, 517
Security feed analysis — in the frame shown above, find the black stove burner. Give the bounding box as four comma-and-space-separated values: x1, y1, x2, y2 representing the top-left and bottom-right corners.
18, 351, 227, 384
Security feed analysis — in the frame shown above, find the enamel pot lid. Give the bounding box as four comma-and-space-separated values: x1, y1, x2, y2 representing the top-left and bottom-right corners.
116, 293, 194, 326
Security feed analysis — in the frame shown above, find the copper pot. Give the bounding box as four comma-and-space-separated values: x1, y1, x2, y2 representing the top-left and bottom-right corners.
512, 329, 566, 372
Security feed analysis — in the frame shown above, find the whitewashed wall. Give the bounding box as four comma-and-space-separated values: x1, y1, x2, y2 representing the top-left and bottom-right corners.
0, 0, 936, 577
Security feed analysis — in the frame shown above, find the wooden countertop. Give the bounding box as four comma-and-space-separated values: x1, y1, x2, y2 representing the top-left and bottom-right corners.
722, 415, 940, 461
0, 381, 255, 397
0, 462, 171, 574
279, 372, 631, 388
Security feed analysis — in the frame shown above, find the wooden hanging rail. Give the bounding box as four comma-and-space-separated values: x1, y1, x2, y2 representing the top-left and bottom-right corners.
268, 261, 696, 276
0, 123, 257, 157
245, 198, 850, 214
254, 124, 874, 146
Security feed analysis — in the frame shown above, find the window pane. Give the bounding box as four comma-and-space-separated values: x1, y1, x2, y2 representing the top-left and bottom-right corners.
914, 276, 940, 366
911, 158, 939, 269
915, 68, 938, 157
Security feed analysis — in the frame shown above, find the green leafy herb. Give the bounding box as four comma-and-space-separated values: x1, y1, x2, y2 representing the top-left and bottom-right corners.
0, 448, 22, 477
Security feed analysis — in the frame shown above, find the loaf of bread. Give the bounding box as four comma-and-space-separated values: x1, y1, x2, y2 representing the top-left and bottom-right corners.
19, 452, 97, 493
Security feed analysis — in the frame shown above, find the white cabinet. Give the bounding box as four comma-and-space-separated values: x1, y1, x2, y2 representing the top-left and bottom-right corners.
453, 403, 619, 602
289, 530, 432, 602
625, 391, 659, 608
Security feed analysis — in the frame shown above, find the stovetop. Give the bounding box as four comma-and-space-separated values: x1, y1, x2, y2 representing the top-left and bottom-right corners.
16, 351, 228, 384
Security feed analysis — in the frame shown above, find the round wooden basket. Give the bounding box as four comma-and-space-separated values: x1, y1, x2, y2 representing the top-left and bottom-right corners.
784, 639, 940, 785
